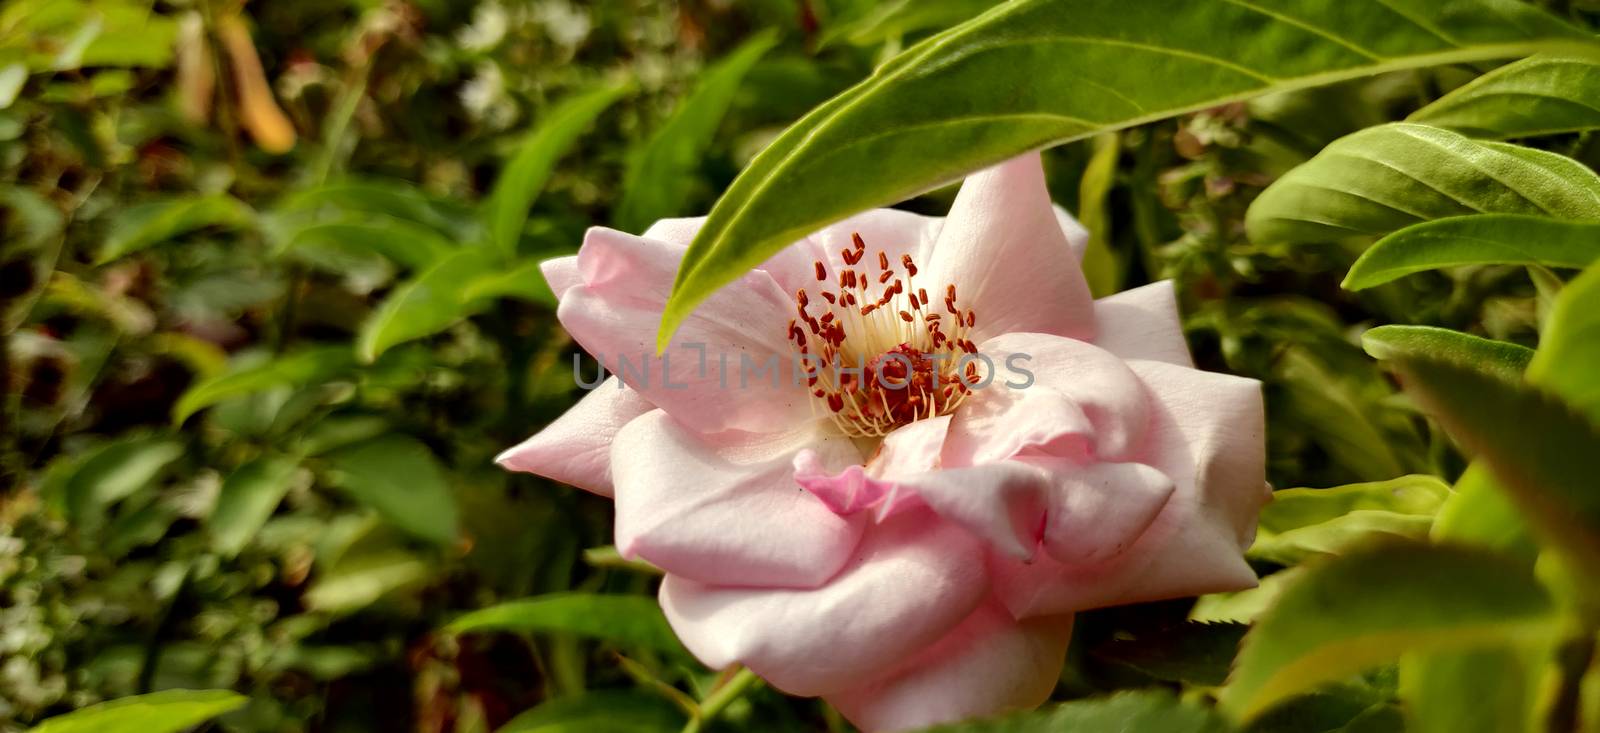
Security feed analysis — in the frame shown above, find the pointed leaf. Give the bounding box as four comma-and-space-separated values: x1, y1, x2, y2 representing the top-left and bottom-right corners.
658, 0, 1598, 348
28, 689, 246, 733
209, 454, 300, 557
1344, 214, 1600, 289
323, 435, 458, 545
1092, 621, 1247, 686
1248, 124, 1600, 245
356, 248, 498, 362
99, 195, 255, 263
1220, 542, 1557, 722
1361, 325, 1532, 381
1409, 55, 1600, 139
447, 592, 687, 656
1526, 263, 1600, 420
486, 82, 632, 257
614, 31, 777, 234
173, 345, 355, 423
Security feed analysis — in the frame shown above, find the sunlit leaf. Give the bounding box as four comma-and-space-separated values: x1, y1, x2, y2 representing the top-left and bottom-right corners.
496, 691, 684, 733
1343, 214, 1600, 289
323, 435, 458, 545
819, 0, 997, 48
27, 689, 246, 733
1360, 325, 1532, 381
304, 548, 433, 613
1400, 645, 1544, 733
1248, 475, 1450, 565
1393, 355, 1600, 584
61, 435, 184, 526
658, 0, 1597, 348
278, 218, 454, 271
1075, 133, 1121, 297
1409, 55, 1600, 139
447, 593, 687, 656
614, 31, 776, 234
1526, 262, 1600, 420
1220, 542, 1557, 722
486, 82, 632, 257
355, 248, 497, 362
173, 345, 355, 423
209, 454, 299, 558
916, 690, 1230, 732
1247, 124, 1600, 246
99, 194, 256, 264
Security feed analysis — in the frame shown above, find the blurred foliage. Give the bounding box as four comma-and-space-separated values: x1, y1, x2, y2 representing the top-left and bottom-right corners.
4, 0, 1600, 731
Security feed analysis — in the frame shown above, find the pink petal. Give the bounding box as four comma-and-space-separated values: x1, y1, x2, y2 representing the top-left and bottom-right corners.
991, 360, 1266, 617
827, 601, 1074, 733
972, 333, 1152, 462
1053, 204, 1090, 262
641, 217, 705, 245
540, 255, 582, 301
612, 410, 866, 588
795, 416, 950, 517
1092, 280, 1194, 367
557, 227, 812, 434
943, 386, 1094, 467
494, 376, 653, 497
928, 153, 1096, 342
659, 510, 989, 697
895, 462, 1051, 560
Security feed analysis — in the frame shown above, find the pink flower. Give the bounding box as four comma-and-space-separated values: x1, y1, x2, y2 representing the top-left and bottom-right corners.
499, 153, 1268, 731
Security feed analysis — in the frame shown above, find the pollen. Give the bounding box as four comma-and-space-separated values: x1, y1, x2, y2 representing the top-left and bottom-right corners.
784, 232, 981, 437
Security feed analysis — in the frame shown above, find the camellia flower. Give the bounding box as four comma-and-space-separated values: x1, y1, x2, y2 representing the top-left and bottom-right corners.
499, 153, 1268, 731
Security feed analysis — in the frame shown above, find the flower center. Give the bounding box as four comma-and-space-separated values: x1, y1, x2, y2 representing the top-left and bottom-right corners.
786, 232, 980, 437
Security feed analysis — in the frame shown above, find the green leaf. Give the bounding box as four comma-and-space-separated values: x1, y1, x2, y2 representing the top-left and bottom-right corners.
1075, 133, 1122, 297
323, 435, 458, 545
1248, 475, 1450, 565
486, 82, 632, 258
62, 435, 184, 526
277, 179, 476, 239
1219, 542, 1557, 722
173, 345, 355, 424
1526, 262, 1600, 420
461, 258, 559, 309
496, 691, 684, 733
277, 218, 454, 271
447, 592, 687, 656
1400, 645, 1543, 733
1092, 621, 1247, 687
613, 31, 777, 234
27, 689, 247, 733
98, 194, 255, 263
304, 548, 433, 613
1343, 214, 1600, 289
915, 690, 1230, 732
1392, 355, 1600, 585
1360, 325, 1533, 381
1247, 124, 1600, 245
658, 1, 1598, 348
355, 248, 497, 362
819, 0, 997, 48
1408, 55, 1600, 139
209, 454, 299, 558
1192, 568, 1303, 625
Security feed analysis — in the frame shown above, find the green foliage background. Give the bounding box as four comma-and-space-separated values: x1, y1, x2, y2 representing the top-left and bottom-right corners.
3, 0, 1600, 731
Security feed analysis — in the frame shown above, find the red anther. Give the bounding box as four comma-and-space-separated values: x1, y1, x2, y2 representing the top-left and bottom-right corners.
842, 248, 859, 266
821, 312, 835, 324
926, 313, 941, 322
808, 375, 820, 387
878, 270, 894, 284
909, 297, 921, 312
852, 232, 866, 251
822, 291, 837, 304
844, 292, 857, 306
856, 271, 867, 288
797, 289, 809, 306
827, 393, 845, 412
899, 310, 913, 322
878, 251, 889, 270
813, 388, 826, 398
815, 261, 827, 281
892, 280, 904, 295
918, 288, 928, 305
966, 311, 976, 328
901, 254, 917, 276
862, 304, 877, 316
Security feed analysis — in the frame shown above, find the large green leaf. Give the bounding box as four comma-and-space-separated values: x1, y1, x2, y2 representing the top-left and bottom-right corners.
657, 0, 1598, 348
1408, 55, 1600, 139
277, 217, 454, 271
1247, 124, 1600, 245
819, 0, 997, 48
1248, 475, 1450, 565
1219, 542, 1557, 723
173, 345, 355, 423
613, 31, 777, 234
27, 689, 246, 733
447, 593, 687, 656
303, 548, 433, 613
485, 82, 632, 258
1343, 214, 1600, 289
1360, 325, 1532, 381
323, 435, 458, 545
356, 248, 497, 362
1393, 355, 1600, 584
98, 194, 255, 263
1526, 263, 1600, 420
208, 454, 300, 558
1400, 645, 1544, 733
61, 435, 184, 526
495, 691, 684, 733
915, 690, 1230, 732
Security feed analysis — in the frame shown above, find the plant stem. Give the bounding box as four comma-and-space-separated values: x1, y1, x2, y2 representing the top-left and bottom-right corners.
680, 666, 761, 733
